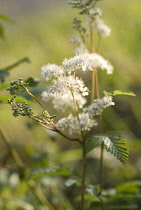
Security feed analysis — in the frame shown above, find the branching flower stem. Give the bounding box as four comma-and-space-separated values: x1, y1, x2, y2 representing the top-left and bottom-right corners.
71, 89, 87, 210
25, 88, 51, 119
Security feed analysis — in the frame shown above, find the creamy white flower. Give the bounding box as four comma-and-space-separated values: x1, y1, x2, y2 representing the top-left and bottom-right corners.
56, 113, 97, 134
42, 91, 86, 112
63, 53, 113, 74
70, 35, 89, 55
52, 92, 86, 111
41, 64, 64, 81
84, 96, 115, 117
95, 16, 111, 37
41, 75, 89, 99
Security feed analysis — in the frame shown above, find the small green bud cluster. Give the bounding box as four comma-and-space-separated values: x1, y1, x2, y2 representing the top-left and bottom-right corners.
41, 110, 56, 122
68, 0, 101, 15
7, 97, 33, 117
6, 78, 28, 95
72, 17, 87, 42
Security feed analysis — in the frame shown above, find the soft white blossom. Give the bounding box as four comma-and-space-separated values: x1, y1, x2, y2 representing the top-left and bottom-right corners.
63, 53, 113, 74
52, 92, 86, 111
84, 96, 115, 117
95, 16, 111, 37
42, 91, 86, 112
85, 8, 111, 37
70, 35, 89, 55
41, 64, 64, 81
41, 75, 89, 100
56, 113, 97, 134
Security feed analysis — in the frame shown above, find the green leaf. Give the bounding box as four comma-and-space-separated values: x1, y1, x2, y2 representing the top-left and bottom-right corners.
116, 181, 141, 194
0, 95, 29, 103
86, 132, 129, 164
103, 90, 136, 97
109, 204, 138, 209
0, 71, 9, 79
25, 77, 39, 87
0, 22, 4, 38
0, 14, 15, 23
27, 167, 71, 180
65, 178, 77, 187
0, 82, 10, 90
113, 90, 136, 96
0, 57, 30, 72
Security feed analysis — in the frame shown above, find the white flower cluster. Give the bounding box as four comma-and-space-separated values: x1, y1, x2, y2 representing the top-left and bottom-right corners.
63, 53, 113, 74
42, 75, 89, 98
41, 75, 88, 112
42, 92, 86, 112
41, 64, 63, 81
56, 113, 97, 135
86, 8, 111, 37
41, 51, 114, 134
84, 96, 115, 117
70, 35, 89, 55
95, 16, 111, 37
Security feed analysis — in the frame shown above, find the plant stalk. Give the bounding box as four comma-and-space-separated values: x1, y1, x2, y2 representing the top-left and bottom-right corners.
90, 24, 95, 103
90, 22, 106, 209
80, 139, 87, 210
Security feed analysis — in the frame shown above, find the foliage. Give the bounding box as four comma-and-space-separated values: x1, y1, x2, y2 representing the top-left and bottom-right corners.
86, 132, 129, 164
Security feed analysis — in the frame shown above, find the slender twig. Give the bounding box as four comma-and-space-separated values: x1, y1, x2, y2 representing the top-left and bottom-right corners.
55, 129, 83, 144
28, 180, 55, 210
90, 24, 95, 53
90, 24, 95, 104
97, 35, 102, 54
25, 88, 51, 119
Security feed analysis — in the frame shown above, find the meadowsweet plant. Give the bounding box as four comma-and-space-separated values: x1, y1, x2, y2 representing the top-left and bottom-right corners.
7, 0, 135, 209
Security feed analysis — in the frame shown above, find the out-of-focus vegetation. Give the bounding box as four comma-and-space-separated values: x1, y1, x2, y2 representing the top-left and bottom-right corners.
0, 0, 141, 209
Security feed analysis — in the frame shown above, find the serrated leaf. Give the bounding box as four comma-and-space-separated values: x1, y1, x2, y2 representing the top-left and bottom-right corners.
86, 136, 103, 154
27, 167, 71, 180
86, 133, 129, 164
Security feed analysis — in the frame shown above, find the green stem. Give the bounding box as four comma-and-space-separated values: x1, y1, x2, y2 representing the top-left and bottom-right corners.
80, 139, 87, 210
71, 90, 87, 210
25, 88, 51, 119
97, 35, 102, 54
100, 142, 104, 194
55, 129, 82, 144
89, 23, 106, 209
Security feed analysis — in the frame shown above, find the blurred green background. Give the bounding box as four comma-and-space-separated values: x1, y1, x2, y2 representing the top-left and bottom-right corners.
0, 0, 141, 209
